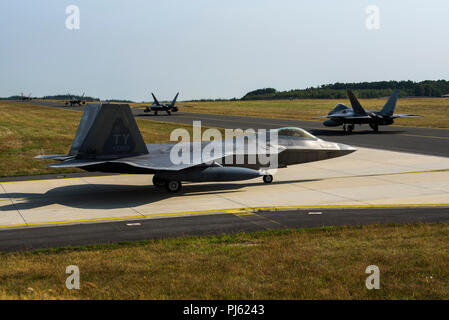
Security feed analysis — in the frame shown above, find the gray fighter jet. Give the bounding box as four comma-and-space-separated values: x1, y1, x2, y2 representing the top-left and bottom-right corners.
36, 103, 356, 192
65, 93, 86, 107
19, 93, 32, 101
144, 92, 180, 115
317, 89, 421, 133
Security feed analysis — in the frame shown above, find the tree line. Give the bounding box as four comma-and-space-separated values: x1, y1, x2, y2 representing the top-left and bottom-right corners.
242, 80, 449, 100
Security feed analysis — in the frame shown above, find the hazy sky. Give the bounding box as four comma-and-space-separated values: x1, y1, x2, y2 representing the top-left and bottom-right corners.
1, 0, 448, 101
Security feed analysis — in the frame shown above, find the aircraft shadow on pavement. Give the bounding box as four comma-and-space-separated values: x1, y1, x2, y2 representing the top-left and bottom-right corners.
0, 179, 319, 212
310, 129, 407, 136
135, 113, 177, 117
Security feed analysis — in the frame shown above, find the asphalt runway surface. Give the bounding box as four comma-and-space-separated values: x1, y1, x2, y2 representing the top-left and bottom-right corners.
1, 206, 448, 252
18, 99, 449, 157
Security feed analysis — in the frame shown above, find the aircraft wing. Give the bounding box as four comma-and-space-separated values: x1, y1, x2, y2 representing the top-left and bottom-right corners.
324, 113, 371, 119
345, 116, 372, 119
392, 114, 422, 118
44, 141, 284, 172
44, 152, 225, 171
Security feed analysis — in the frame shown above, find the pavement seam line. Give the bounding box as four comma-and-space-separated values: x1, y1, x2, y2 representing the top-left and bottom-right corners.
0, 183, 28, 226
1, 203, 448, 229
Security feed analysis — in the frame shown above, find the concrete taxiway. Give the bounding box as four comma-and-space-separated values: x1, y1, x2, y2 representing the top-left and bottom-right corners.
0, 146, 448, 250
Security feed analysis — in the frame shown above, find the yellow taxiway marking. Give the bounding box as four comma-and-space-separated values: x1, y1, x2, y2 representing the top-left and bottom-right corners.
1, 203, 448, 230
398, 133, 449, 140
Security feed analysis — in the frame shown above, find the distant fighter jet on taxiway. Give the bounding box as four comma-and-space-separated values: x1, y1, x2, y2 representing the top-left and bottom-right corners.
144, 92, 180, 115
37, 103, 356, 193
316, 89, 421, 133
19, 93, 32, 101
65, 93, 86, 107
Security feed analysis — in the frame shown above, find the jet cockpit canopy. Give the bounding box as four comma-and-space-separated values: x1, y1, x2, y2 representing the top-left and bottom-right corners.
328, 103, 351, 115
275, 127, 318, 140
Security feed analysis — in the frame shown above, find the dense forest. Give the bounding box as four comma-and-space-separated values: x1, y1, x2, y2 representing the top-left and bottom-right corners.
242, 80, 449, 100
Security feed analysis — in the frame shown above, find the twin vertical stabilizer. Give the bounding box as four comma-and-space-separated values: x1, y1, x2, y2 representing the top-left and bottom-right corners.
69, 103, 148, 159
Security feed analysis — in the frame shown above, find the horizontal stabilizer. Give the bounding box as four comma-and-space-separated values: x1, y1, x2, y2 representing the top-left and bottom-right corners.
35, 154, 75, 161
345, 116, 372, 120
392, 114, 422, 118
48, 159, 105, 168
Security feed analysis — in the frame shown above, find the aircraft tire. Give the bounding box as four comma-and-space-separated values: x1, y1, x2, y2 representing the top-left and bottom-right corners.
347, 124, 354, 133
155, 111, 158, 116
165, 180, 182, 192
370, 123, 379, 132
263, 175, 273, 183
152, 176, 166, 187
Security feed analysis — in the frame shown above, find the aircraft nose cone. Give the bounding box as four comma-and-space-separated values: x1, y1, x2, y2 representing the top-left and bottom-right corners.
337, 143, 357, 155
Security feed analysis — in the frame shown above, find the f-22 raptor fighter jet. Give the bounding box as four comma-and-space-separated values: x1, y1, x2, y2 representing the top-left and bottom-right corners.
37, 103, 355, 193
65, 93, 86, 107
144, 92, 180, 115
317, 89, 421, 133
19, 93, 32, 101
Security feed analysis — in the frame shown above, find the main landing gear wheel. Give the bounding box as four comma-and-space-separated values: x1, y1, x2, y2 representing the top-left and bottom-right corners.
165, 180, 182, 193
154, 111, 158, 116
263, 175, 273, 183
167, 111, 171, 116
347, 124, 354, 133
370, 123, 379, 132
152, 176, 166, 187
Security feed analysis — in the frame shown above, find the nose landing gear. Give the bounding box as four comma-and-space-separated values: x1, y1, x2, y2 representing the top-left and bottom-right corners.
166, 180, 182, 193
263, 175, 273, 183
343, 124, 354, 133
153, 176, 182, 192
369, 123, 379, 132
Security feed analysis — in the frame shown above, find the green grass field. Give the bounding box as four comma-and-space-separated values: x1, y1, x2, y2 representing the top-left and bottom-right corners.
148, 97, 449, 129
1, 222, 449, 299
